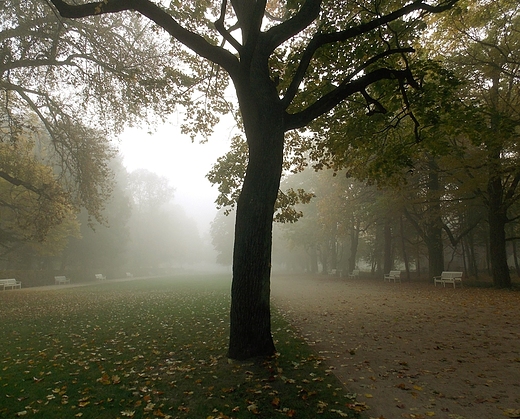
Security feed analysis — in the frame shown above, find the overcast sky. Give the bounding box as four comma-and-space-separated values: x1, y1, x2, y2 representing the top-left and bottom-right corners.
117, 117, 235, 235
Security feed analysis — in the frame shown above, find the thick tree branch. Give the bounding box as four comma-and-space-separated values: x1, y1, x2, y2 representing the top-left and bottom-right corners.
49, 0, 240, 76
214, 0, 242, 53
265, 0, 322, 50
284, 67, 417, 131
0, 170, 51, 198
238, 0, 269, 66
504, 172, 520, 206
282, 46, 414, 108
442, 217, 481, 247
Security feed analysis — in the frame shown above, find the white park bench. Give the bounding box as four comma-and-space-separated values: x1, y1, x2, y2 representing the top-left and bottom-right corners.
384, 270, 401, 282
0, 278, 21, 290
433, 271, 463, 288
95, 274, 106, 281
349, 269, 360, 278
54, 275, 70, 285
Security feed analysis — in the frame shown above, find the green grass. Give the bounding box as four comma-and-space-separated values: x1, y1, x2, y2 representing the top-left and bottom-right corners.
0, 275, 361, 419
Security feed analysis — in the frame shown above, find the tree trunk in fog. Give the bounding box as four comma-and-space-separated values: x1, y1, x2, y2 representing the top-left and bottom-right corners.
400, 216, 410, 280
487, 173, 511, 288
425, 158, 444, 277
383, 220, 393, 273
485, 74, 512, 289
308, 244, 319, 273
512, 240, 520, 278
348, 220, 360, 273
227, 72, 283, 360
425, 228, 444, 277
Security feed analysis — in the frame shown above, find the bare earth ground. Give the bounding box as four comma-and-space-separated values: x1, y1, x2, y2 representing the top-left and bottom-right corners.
271, 275, 520, 419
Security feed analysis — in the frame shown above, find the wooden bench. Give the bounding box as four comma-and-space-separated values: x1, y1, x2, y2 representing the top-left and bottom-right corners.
54, 275, 70, 285
0, 278, 21, 290
384, 270, 401, 282
349, 269, 360, 278
95, 274, 106, 281
434, 271, 463, 288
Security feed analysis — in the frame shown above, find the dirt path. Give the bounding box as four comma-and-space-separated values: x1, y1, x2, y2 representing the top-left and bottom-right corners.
271, 275, 520, 419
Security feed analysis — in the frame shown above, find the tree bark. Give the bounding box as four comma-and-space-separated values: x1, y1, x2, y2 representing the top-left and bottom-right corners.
487, 175, 512, 288
227, 66, 283, 360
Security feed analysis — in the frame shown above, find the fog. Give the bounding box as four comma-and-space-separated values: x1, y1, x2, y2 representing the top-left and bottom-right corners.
119, 119, 233, 236
113, 118, 233, 275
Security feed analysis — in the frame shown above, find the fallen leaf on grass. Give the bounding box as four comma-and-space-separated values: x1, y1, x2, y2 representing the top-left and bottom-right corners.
331, 408, 350, 417
346, 402, 369, 412
247, 403, 260, 414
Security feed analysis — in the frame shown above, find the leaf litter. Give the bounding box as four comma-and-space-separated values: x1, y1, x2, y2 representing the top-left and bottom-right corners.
272, 275, 520, 419
0, 277, 360, 418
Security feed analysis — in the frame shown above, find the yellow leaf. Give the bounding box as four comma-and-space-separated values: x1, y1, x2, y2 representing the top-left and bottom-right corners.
503, 408, 520, 418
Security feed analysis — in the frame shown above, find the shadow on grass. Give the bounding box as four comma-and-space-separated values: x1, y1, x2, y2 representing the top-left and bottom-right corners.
0, 275, 362, 419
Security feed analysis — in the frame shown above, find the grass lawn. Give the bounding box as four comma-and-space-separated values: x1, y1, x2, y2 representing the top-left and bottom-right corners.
0, 275, 361, 419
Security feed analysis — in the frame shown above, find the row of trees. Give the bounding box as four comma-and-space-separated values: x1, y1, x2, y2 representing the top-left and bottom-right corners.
319, 0, 520, 289
0, 134, 206, 281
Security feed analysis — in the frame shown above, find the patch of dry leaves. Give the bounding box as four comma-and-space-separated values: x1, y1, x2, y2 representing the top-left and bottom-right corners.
272, 275, 520, 419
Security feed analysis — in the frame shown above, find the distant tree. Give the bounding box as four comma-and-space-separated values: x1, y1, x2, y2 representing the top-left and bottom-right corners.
0, 134, 79, 265
210, 208, 235, 266
49, 0, 459, 359
126, 169, 175, 272
128, 169, 175, 214
424, 0, 520, 287
62, 156, 132, 276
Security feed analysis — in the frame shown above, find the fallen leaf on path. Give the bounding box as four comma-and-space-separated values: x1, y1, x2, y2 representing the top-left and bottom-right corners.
503, 408, 520, 418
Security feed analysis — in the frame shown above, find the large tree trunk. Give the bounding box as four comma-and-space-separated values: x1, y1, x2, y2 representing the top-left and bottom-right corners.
487, 175, 512, 288
425, 227, 444, 277
227, 70, 283, 360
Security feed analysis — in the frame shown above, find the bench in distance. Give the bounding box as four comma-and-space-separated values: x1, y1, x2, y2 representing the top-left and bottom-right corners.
0, 278, 21, 290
